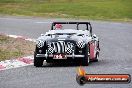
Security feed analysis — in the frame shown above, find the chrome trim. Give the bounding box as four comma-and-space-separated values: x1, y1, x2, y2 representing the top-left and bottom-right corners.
58, 39, 65, 40
36, 54, 46, 57
72, 50, 75, 59
88, 52, 90, 56
67, 55, 85, 58
45, 50, 48, 59
36, 54, 85, 58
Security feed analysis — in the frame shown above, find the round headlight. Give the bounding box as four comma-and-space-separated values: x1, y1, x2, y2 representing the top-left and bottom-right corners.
76, 40, 85, 48
36, 40, 45, 48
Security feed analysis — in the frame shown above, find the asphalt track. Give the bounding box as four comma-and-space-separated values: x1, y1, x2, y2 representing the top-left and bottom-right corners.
0, 16, 132, 88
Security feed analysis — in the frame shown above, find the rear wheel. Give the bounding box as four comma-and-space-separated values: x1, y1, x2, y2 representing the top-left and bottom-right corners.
34, 52, 44, 67
93, 52, 99, 62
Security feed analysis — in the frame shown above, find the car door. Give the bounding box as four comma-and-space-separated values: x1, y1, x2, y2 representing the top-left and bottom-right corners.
89, 35, 98, 59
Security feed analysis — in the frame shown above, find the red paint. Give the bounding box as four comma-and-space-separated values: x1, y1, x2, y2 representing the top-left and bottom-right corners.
53, 54, 67, 59
18, 58, 33, 64
90, 43, 95, 59
0, 64, 5, 70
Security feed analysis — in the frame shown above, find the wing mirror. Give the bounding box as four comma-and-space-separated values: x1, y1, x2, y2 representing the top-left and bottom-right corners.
92, 34, 97, 38
41, 34, 44, 36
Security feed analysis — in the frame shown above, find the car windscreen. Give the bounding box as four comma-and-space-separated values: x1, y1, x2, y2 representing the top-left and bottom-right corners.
53, 24, 88, 30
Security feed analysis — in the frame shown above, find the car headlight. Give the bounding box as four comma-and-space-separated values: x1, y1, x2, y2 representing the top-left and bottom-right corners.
76, 40, 85, 48
36, 40, 45, 48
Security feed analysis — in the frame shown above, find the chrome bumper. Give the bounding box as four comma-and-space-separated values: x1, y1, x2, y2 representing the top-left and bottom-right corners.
36, 54, 85, 59
36, 50, 86, 59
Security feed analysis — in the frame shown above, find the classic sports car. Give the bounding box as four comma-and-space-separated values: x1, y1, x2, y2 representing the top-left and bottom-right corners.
34, 22, 100, 67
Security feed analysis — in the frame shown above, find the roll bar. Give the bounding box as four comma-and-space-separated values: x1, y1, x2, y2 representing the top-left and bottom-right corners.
51, 22, 92, 36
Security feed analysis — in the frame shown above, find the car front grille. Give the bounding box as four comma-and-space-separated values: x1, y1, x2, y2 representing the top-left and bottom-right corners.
47, 41, 74, 54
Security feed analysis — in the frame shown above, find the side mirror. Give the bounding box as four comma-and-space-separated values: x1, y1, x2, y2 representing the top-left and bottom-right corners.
41, 34, 44, 36
92, 34, 97, 38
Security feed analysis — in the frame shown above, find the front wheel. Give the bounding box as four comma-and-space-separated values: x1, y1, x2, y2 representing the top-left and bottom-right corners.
82, 56, 90, 66
81, 46, 90, 66
46, 58, 53, 63
34, 52, 44, 67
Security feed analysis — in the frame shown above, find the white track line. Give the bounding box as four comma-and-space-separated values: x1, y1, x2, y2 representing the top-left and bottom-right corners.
35, 21, 52, 24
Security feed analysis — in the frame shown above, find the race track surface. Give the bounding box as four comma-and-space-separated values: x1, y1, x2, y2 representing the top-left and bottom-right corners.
0, 17, 132, 88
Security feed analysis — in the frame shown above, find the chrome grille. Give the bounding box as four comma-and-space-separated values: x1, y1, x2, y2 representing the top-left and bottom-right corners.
47, 41, 74, 54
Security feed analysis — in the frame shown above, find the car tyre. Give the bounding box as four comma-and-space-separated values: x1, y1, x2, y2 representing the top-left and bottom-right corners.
46, 58, 53, 63
34, 52, 44, 67
82, 45, 90, 66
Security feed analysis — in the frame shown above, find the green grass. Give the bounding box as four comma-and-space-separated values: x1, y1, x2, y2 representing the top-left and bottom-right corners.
0, 35, 23, 61
0, 0, 132, 21
0, 49, 23, 61
0, 35, 35, 61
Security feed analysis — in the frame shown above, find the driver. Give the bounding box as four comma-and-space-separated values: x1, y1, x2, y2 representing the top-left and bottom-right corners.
55, 24, 63, 29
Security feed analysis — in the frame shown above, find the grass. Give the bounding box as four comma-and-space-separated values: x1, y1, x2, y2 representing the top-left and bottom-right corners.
0, 35, 35, 61
0, 49, 23, 61
0, 0, 132, 21
0, 35, 22, 61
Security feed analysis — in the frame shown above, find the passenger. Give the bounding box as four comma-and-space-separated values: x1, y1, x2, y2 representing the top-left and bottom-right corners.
55, 24, 63, 29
